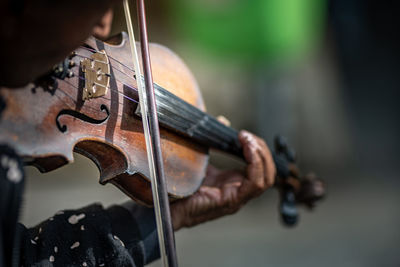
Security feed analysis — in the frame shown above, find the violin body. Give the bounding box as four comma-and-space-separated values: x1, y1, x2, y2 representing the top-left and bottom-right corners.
0, 32, 324, 223
0, 32, 209, 205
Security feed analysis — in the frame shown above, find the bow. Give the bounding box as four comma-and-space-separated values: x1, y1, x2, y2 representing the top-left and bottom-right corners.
123, 1, 179, 266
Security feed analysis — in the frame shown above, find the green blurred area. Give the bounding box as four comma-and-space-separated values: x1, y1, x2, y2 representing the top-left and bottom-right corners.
169, 0, 327, 63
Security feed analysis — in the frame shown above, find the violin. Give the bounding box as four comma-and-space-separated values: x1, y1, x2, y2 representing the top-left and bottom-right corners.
0, 32, 324, 226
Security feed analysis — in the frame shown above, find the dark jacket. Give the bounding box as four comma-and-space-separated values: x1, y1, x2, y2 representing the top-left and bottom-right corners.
0, 144, 160, 267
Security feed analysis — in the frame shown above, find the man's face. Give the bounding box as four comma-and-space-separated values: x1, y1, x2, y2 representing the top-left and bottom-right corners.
93, 9, 114, 40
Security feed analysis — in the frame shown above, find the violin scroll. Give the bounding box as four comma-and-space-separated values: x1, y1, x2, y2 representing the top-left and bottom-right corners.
273, 135, 325, 226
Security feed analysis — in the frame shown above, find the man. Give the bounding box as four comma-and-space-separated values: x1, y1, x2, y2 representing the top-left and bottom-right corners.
0, 1, 275, 266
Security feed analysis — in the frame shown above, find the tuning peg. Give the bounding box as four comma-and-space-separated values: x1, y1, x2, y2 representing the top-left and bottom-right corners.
273, 154, 290, 179
280, 188, 298, 227
274, 135, 288, 153
285, 147, 296, 163
296, 173, 325, 208
69, 60, 76, 68
274, 135, 296, 163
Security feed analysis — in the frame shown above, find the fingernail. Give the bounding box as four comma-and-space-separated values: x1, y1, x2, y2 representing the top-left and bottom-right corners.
240, 130, 251, 141
247, 135, 260, 150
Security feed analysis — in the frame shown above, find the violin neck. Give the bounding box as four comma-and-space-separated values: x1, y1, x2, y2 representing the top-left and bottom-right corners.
150, 84, 244, 158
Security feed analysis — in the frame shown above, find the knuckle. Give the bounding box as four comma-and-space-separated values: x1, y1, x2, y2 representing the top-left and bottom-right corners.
259, 139, 267, 148
265, 172, 276, 188
256, 137, 267, 149
252, 155, 262, 165
265, 178, 274, 188
255, 180, 265, 191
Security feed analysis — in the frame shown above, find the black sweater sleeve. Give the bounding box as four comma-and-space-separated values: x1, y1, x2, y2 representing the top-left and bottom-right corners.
0, 143, 160, 267
19, 203, 160, 267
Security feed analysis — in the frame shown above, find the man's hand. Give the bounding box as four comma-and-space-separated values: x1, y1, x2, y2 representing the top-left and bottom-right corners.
171, 130, 276, 230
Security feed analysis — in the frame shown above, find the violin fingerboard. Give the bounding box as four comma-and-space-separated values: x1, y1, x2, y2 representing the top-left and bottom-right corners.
135, 83, 243, 158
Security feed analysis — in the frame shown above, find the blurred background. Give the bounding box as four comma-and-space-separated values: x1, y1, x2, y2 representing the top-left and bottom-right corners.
21, 0, 400, 266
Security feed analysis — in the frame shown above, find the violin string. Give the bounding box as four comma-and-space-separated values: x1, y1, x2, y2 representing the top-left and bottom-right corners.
62, 50, 230, 135
59, 52, 141, 106
75, 75, 139, 104
55, 70, 140, 108
56, 78, 135, 119
41, 80, 114, 117
73, 53, 146, 103
79, 46, 137, 74
65, 47, 216, 128
75, 47, 174, 109
57, 78, 114, 105
74, 53, 137, 84
76, 46, 151, 94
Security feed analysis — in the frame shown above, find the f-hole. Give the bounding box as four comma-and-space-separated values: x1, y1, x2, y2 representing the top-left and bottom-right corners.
55, 104, 110, 133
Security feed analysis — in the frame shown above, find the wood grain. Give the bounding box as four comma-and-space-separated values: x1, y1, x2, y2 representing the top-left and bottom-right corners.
0, 32, 209, 204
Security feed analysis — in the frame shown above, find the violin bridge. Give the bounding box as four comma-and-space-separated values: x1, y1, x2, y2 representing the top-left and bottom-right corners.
81, 50, 111, 100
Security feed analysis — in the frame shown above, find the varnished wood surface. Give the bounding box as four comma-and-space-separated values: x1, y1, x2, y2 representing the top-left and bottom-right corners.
0, 32, 209, 204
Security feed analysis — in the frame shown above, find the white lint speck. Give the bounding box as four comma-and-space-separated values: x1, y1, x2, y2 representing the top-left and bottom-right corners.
113, 235, 125, 247
56, 210, 64, 215
1, 156, 22, 183
70, 242, 80, 249
54, 246, 58, 253
68, 213, 85, 224
49, 255, 55, 262
39, 227, 42, 234
99, 264, 105, 266
7, 159, 22, 183
80, 225, 85, 231
34, 236, 39, 241
82, 262, 87, 266
49, 217, 54, 221
30, 240, 36, 245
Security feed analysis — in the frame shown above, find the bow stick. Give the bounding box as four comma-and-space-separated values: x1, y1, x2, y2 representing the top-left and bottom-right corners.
123, 1, 178, 266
